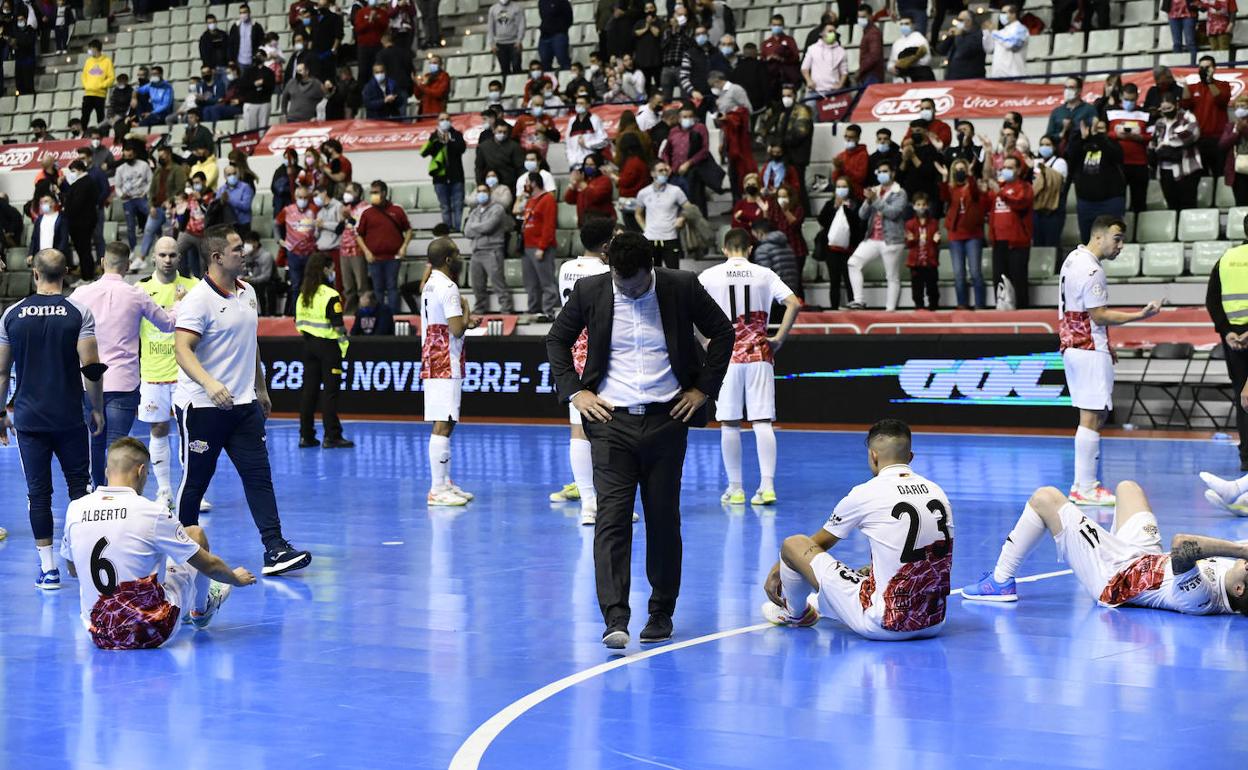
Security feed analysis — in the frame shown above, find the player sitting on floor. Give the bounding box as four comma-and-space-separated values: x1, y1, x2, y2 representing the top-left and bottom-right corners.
1199, 471, 1248, 517
761, 419, 954, 640
962, 480, 1248, 615
61, 437, 257, 650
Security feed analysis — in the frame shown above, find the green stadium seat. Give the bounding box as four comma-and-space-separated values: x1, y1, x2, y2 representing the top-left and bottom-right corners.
1178, 209, 1220, 242
1086, 30, 1119, 55
1060, 213, 1083, 247
1123, 26, 1156, 51
555, 229, 575, 257
1228, 207, 1248, 240
1050, 33, 1085, 59
1217, 182, 1237, 209
556, 203, 578, 230
801, 256, 819, 284
1028, 246, 1057, 281
1181, 241, 1231, 282
504, 258, 524, 287
1135, 211, 1176, 243
937, 249, 954, 281
1103, 243, 1140, 279
416, 184, 441, 211
1138, 243, 1184, 279
6, 247, 28, 271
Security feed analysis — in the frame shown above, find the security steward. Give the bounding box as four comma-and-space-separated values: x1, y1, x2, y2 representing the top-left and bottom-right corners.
296, 251, 355, 449
1207, 216, 1248, 471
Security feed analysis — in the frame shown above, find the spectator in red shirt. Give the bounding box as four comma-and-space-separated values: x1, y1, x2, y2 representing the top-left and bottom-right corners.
767, 184, 807, 284
609, 130, 652, 231
288, 0, 315, 35
904, 191, 941, 310
511, 94, 562, 159
940, 157, 986, 309
354, 1, 391, 84
520, 172, 558, 320
856, 6, 884, 86
355, 179, 412, 310
986, 156, 1034, 309
523, 61, 557, 107
831, 123, 869, 196
563, 153, 614, 225
412, 55, 451, 116
730, 172, 770, 234
319, 139, 353, 196
904, 99, 952, 149
277, 185, 320, 314
1188, 55, 1231, 202
760, 14, 800, 90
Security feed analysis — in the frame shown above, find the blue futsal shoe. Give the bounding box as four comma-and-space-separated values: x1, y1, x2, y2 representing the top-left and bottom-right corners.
960, 572, 1018, 602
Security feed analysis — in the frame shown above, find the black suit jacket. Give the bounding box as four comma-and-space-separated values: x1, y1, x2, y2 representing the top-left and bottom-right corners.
545, 267, 734, 416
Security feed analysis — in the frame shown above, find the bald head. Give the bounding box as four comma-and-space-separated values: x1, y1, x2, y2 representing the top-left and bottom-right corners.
33, 249, 67, 282
152, 236, 180, 278
866, 419, 913, 472
106, 437, 151, 491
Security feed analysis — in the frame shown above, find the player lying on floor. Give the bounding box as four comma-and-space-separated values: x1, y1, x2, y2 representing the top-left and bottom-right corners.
61, 437, 257, 650
761, 419, 954, 640
1199, 471, 1248, 517
962, 480, 1248, 615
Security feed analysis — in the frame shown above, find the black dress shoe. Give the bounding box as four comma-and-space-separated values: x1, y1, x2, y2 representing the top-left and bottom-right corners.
323, 437, 355, 449
298, 437, 319, 448
640, 613, 672, 644
602, 625, 629, 649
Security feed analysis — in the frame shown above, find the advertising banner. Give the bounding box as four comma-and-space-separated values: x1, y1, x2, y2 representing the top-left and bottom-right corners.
261, 335, 1077, 427
0, 135, 163, 173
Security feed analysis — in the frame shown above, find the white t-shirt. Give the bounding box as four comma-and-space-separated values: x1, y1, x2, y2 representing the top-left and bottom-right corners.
515, 169, 557, 201
698, 258, 793, 364
823, 464, 954, 632
60, 486, 201, 628
560, 255, 610, 376
636, 183, 688, 241
1058, 246, 1110, 353
1110, 556, 1235, 615
420, 270, 465, 380
174, 276, 260, 409
888, 31, 931, 69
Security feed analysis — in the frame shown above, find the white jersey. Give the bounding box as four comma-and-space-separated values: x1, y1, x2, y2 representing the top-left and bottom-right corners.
823, 464, 954, 633
420, 270, 465, 380
60, 486, 201, 628
1058, 246, 1110, 353
174, 277, 260, 409
559, 255, 609, 305
1108, 555, 1235, 615
698, 258, 794, 364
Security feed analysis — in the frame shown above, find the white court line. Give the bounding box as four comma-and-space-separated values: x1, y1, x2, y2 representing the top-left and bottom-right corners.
448, 568, 1075, 770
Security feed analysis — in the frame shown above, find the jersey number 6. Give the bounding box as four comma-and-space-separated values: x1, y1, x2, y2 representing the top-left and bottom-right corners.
91, 537, 118, 596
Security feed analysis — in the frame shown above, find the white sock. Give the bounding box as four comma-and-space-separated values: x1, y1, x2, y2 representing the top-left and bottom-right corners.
753, 421, 776, 491
37, 545, 54, 572
780, 562, 812, 619
570, 438, 595, 503
193, 568, 211, 614
721, 425, 743, 490
150, 430, 172, 493
1073, 426, 1100, 494
993, 503, 1047, 582
1201, 471, 1248, 504
429, 434, 451, 491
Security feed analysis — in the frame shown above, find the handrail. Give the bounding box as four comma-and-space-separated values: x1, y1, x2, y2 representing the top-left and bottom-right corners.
768, 323, 863, 333
864, 321, 1056, 334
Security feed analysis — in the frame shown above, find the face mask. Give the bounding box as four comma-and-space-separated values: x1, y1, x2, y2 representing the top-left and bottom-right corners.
438, 119, 452, 132
367, 0, 377, 6
524, 160, 538, 172
240, 13, 250, 21
695, 33, 708, 45
676, 14, 686, 25
65, 171, 78, 184
243, 243, 255, 255
542, 89, 553, 98
151, 76, 162, 83
777, 196, 790, 206
207, 22, 216, 30
1236, 107, 1248, 119
314, 195, 325, 207
829, 186, 849, 200
655, 173, 669, 184
296, 198, 309, 209
583, 166, 598, 177
999, 168, 1015, 183
488, 91, 501, 102
343, 192, 355, 204
91, 139, 101, 148
876, 172, 890, 185
494, 131, 508, 142
227, 174, 239, 185
486, 176, 499, 188
914, 208, 928, 217
680, 117, 695, 129
373, 72, 386, 83
476, 191, 490, 204
531, 106, 544, 117
953, 19, 964, 31
305, 156, 316, 167
920, 109, 934, 121
1039, 145, 1054, 159
193, 182, 205, 192
824, 33, 837, 44
227, 72, 237, 82
575, 104, 587, 115
294, 42, 304, 51
998, 12, 1010, 24
529, 70, 542, 80
899, 24, 911, 35
40, 202, 52, 214
876, 142, 889, 153
1161, 105, 1177, 116
770, 25, 783, 35
781, 96, 794, 109
17, 20, 24, 27
1123, 99, 1136, 111
1064, 87, 1077, 101
953, 169, 968, 182
745, 185, 759, 195
720, 45, 734, 56
429, 63, 440, 74
857, 17, 868, 27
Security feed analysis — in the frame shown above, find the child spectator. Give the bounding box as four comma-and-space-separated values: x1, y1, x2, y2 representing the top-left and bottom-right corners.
905, 191, 941, 310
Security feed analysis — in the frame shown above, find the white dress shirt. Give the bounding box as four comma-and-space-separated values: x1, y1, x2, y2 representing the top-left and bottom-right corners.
597, 272, 683, 408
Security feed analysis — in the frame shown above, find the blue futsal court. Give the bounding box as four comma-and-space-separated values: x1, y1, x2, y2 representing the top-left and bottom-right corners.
1, 421, 1246, 770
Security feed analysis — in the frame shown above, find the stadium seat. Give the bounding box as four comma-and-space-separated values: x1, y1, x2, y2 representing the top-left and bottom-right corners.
1137, 243, 1184, 280
417, 184, 441, 211
1180, 241, 1230, 282
1178, 209, 1220, 242
504, 259, 524, 287
1086, 30, 1118, 56
1228, 207, 1248, 240
6, 247, 28, 271
1028, 247, 1057, 281
1103, 243, 1141, 279
1123, 26, 1156, 51
937, 249, 954, 282
556, 203, 578, 230
1050, 33, 1085, 59
862, 254, 887, 283
1135, 211, 1177, 243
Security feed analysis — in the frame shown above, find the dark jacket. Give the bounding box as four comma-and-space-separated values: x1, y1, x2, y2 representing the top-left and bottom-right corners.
1066, 133, 1126, 202
545, 268, 734, 415
421, 129, 467, 184
28, 213, 70, 256
760, 103, 814, 166
199, 28, 230, 68
538, 0, 573, 37
935, 30, 985, 81
815, 197, 863, 262
679, 43, 730, 97
241, 65, 276, 104
730, 57, 770, 115
752, 231, 800, 290
228, 21, 266, 64
61, 177, 99, 232
474, 133, 525, 189
362, 75, 405, 119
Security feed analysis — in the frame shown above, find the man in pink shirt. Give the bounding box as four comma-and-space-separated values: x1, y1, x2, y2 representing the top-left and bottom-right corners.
71, 242, 182, 487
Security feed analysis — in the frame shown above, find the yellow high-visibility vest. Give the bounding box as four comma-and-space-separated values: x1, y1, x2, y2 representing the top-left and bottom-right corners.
1219, 244, 1248, 323
295, 284, 342, 340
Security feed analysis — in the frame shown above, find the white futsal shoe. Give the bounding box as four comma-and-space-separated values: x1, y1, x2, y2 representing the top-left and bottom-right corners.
1204, 488, 1248, 517
447, 482, 474, 502
428, 487, 469, 506
156, 488, 174, 511
761, 600, 819, 628
1200, 471, 1243, 505
1068, 485, 1116, 506
189, 582, 233, 629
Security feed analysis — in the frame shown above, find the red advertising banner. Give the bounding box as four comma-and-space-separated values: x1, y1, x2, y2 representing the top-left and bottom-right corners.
253, 106, 641, 155
851, 68, 1248, 124
0, 135, 162, 173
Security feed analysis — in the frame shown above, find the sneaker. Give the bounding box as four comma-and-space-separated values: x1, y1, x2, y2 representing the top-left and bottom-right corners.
751, 489, 777, 506
1204, 488, 1248, 517
128, 256, 145, 273
155, 488, 174, 511
447, 482, 474, 501
189, 581, 233, 629
262, 542, 312, 576
428, 488, 469, 506
720, 487, 746, 505
960, 571, 1018, 602
602, 626, 629, 649
633, 511, 640, 523
1199, 471, 1241, 505
761, 600, 819, 627
322, 437, 355, 449
199, 498, 213, 512
846, 301, 867, 310
1068, 485, 1116, 506
639, 613, 673, 643
580, 497, 597, 526
35, 567, 61, 590
550, 482, 580, 502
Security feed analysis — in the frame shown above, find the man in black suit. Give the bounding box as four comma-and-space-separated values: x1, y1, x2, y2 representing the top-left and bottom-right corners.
546, 231, 734, 649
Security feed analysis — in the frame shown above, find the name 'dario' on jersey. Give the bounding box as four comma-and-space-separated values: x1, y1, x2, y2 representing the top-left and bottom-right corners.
897, 483, 930, 495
